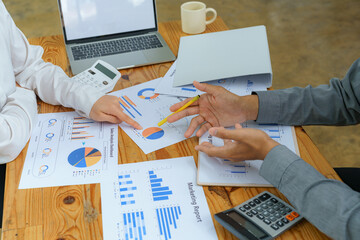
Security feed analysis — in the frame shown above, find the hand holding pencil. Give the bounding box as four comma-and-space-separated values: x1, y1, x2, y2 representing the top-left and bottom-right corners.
166, 81, 259, 138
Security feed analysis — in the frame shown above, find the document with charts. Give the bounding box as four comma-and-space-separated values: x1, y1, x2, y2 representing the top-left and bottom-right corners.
155, 61, 268, 98
19, 111, 118, 189
197, 121, 299, 187
101, 156, 217, 240
109, 78, 194, 154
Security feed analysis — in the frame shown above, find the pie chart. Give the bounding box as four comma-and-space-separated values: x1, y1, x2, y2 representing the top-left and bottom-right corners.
68, 147, 102, 168
142, 127, 164, 140
137, 88, 159, 100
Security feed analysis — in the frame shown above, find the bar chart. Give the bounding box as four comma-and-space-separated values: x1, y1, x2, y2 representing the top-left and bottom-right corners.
119, 174, 137, 205
122, 211, 147, 240
118, 96, 142, 119
71, 117, 95, 140
156, 206, 182, 240
149, 170, 173, 202
223, 159, 249, 174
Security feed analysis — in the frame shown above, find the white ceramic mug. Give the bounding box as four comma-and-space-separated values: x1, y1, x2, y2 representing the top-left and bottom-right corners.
181, 1, 217, 34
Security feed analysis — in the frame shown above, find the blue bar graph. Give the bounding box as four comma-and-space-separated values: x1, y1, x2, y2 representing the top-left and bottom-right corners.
149, 170, 173, 202
181, 87, 196, 92
123, 211, 147, 240
119, 174, 137, 205
156, 206, 182, 240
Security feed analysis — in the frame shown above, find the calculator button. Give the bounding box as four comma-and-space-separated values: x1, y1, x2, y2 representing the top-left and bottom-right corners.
277, 202, 285, 208
271, 224, 279, 230
243, 204, 251, 210
274, 213, 281, 219
262, 211, 270, 217
282, 218, 290, 224
257, 214, 264, 220
255, 207, 263, 212
269, 216, 277, 222
250, 209, 258, 215
280, 210, 287, 215
249, 201, 256, 207
239, 207, 246, 212
263, 219, 271, 225
266, 201, 274, 206
285, 207, 292, 213
260, 203, 268, 209
254, 199, 261, 204
271, 198, 278, 203
286, 214, 295, 221
276, 221, 284, 227
291, 211, 300, 218
259, 193, 271, 201
246, 212, 253, 217
103, 81, 108, 85
268, 208, 275, 214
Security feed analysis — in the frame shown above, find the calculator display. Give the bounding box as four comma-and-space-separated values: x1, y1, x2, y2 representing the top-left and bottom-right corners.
95, 63, 117, 79
227, 211, 268, 239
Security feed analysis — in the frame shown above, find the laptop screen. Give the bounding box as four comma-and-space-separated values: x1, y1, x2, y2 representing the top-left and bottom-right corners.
58, 0, 157, 42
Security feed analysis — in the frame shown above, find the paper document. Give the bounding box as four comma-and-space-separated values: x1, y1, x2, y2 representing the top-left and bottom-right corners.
198, 121, 299, 186
101, 157, 217, 240
109, 78, 194, 154
19, 112, 118, 189
155, 61, 268, 98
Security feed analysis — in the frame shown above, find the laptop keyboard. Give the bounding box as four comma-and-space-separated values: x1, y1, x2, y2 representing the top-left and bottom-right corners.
71, 35, 163, 61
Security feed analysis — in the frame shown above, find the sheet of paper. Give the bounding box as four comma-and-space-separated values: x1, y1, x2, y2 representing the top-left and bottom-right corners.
198, 121, 299, 186
19, 112, 118, 189
101, 157, 217, 240
109, 78, 194, 154
155, 61, 268, 98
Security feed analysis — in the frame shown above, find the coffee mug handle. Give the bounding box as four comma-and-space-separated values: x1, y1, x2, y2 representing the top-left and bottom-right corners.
205, 8, 217, 25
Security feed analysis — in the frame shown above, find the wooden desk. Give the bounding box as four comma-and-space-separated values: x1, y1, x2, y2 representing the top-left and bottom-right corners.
2, 18, 336, 240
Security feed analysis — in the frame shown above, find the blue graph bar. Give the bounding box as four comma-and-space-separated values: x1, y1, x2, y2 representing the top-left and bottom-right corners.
152, 187, 169, 192
231, 171, 246, 173
149, 171, 154, 174
181, 87, 196, 92
150, 178, 163, 183
270, 136, 280, 139
156, 206, 182, 239
121, 200, 136, 205
120, 186, 137, 191
269, 129, 279, 132
149, 174, 157, 179
154, 196, 169, 201
151, 183, 161, 188
119, 101, 136, 118
153, 191, 173, 197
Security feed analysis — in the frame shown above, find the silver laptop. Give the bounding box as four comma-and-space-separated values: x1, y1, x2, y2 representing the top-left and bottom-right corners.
57, 0, 176, 75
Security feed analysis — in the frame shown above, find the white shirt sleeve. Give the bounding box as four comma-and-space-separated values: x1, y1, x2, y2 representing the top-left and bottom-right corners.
0, 88, 37, 163
6, 7, 104, 117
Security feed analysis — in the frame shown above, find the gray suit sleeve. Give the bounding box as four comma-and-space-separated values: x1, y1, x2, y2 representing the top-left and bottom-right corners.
255, 58, 360, 125
255, 58, 360, 239
260, 146, 360, 240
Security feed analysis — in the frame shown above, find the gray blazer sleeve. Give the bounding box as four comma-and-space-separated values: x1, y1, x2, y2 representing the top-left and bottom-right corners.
255, 58, 360, 125
260, 145, 360, 240
255, 58, 360, 239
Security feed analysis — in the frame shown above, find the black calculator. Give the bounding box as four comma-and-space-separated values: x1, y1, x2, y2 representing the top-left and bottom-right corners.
215, 191, 303, 240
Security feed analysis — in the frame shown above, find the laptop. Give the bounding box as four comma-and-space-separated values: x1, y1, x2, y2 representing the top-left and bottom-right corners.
57, 0, 176, 75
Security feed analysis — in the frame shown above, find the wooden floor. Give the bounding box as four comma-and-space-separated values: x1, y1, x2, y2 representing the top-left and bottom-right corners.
3, 0, 360, 168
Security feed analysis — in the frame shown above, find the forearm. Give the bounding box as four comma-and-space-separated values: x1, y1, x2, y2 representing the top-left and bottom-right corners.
260, 145, 360, 240
0, 88, 37, 163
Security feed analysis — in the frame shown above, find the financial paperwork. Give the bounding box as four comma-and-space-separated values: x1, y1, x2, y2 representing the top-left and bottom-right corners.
101, 157, 217, 240
19, 112, 118, 189
197, 121, 299, 187
109, 78, 194, 154
155, 61, 268, 98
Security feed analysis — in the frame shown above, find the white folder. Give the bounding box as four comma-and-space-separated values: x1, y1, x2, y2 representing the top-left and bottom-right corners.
173, 25, 272, 87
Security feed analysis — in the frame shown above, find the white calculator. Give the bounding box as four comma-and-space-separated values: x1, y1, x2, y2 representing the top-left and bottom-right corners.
71, 60, 121, 93
215, 191, 303, 240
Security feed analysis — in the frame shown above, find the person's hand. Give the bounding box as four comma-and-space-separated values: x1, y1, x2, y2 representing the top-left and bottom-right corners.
89, 95, 142, 129
195, 123, 279, 161
167, 81, 259, 138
